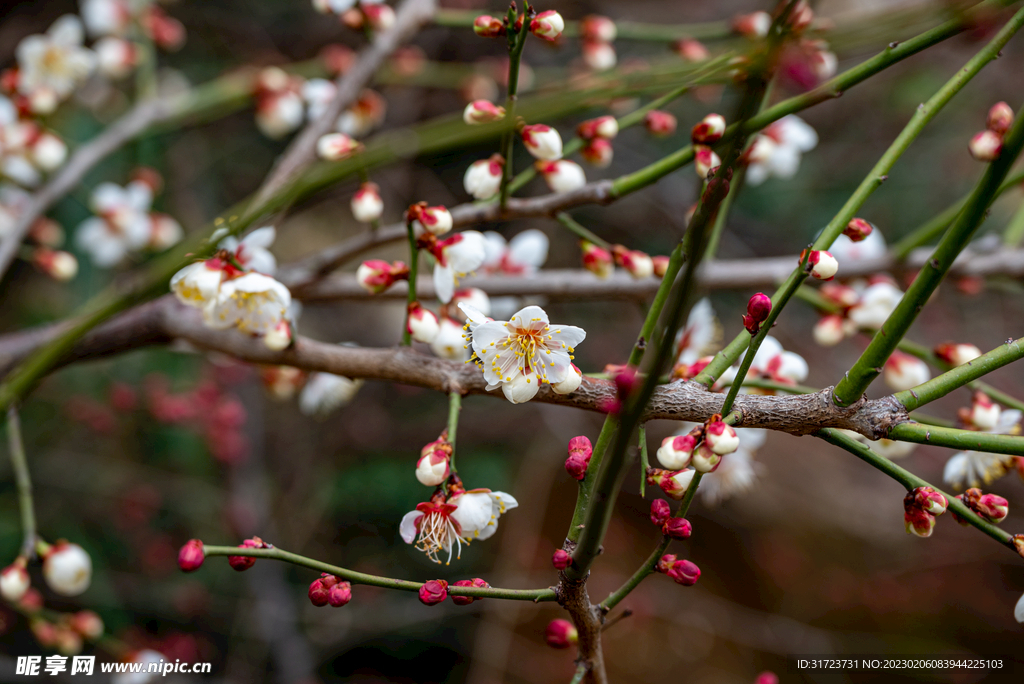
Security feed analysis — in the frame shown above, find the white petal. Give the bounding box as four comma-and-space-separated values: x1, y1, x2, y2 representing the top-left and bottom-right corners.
434, 263, 455, 304
751, 336, 783, 371
778, 115, 818, 152
451, 492, 494, 535
243, 226, 277, 249
482, 231, 507, 268
508, 305, 550, 330
50, 15, 85, 46
1015, 593, 1024, 624
507, 229, 548, 270
399, 510, 423, 543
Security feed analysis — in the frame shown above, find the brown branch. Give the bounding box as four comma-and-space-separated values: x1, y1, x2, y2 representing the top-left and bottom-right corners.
0, 297, 909, 439
253, 0, 438, 207
289, 244, 1024, 301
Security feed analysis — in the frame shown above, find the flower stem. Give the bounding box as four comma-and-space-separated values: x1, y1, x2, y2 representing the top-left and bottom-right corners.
447, 391, 462, 462
401, 221, 419, 346
555, 213, 610, 249
499, 5, 530, 210
6, 407, 37, 559
897, 338, 1024, 413
200, 545, 557, 601
895, 338, 1024, 411
638, 424, 649, 497
887, 422, 1024, 456
815, 428, 1016, 551
1002, 195, 1024, 247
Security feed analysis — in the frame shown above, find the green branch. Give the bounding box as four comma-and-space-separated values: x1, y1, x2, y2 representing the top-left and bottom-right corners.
6, 407, 37, 559
895, 338, 1024, 411
887, 422, 1024, 456
897, 338, 1024, 412
200, 545, 556, 601
401, 221, 419, 346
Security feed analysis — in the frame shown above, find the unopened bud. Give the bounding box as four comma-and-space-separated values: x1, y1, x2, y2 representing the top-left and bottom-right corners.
667, 558, 701, 585
694, 145, 721, 179
408, 204, 454, 235
612, 246, 654, 279
357, 259, 409, 294
0, 559, 30, 602
451, 577, 489, 606
974, 492, 1009, 523
987, 102, 1014, 135
473, 15, 505, 37
652, 255, 670, 277
662, 517, 692, 540
743, 292, 772, 335
904, 506, 936, 537
545, 619, 578, 649
756, 672, 780, 684
969, 391, 1000, 431
328, 580, 352, 607
580, 15, 617, 42
911, 487, 948, 516
419, 579, 449, 605
883, 352, 930, 391
843, 218, 874, 242
463, 100, 506, 125
581, 241, 614, 278
351, 182, 384, 223
650, 499, 672, 526
657, 434, 695, 470
535, 160, 587, 193
674, 39, 709, 62
807, 250, 838, 280
565, 453, 589, 480
552, 549, 572, 570
690, 442, 721, 472
228, 538, 264, 571
644, 110, 677, 137
464, 154, 505, 200
33, 248, 77, 281
552, 363, 583, 395
308, 577, 331, 606
646, 468, 696, 499
733, 11, 771, 38
364, 4, 395, 32
582, 40, 616, 71
568, 436, 593, 461
316, 133, 361, 161
69, 610, 104, 640
521, 124, 563, 161
969, 130, 1002, 161
263, 320, 292, 351
577, 115, 618, 141
42, 543, 92, 596
530, 10, 565, 41
934, 343, 982, 368
691, 113, 726, 144
177, 539, 205, 572
705, 420, 739, 456
580, 138, 614, 168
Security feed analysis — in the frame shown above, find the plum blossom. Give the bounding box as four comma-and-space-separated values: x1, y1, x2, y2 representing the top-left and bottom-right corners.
400, 489, 518, 564
430, 317, 469, 361
219, 225, 277, 275
745, 115, 818, 186
813, 276, 904, 346
16, 16, 96, 109
700, 428, 766, 505
0, 97, 70, 187
461, 303, 586, 405
718, 335, 808, 392
75, 179, 165, 267
674, 297, 719, 368
431, 230, 487, 304
828, 228, 887, 263
481, 229, 549, 317
299, 373, 363, 417
43, 543, 92, 596
944, 401, 1020, 490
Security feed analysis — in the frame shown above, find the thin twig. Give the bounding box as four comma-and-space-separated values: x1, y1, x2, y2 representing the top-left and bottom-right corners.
6, 406, 37, 559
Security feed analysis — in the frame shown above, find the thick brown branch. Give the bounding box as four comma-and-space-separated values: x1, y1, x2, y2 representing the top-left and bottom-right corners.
0, 297, 909, 439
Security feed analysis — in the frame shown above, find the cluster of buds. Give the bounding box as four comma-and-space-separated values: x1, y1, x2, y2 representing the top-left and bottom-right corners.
812, 276, 904, 347
356, 259, 409, 294
308, 574, 353, 607
451, 578, 490, 605
953, 488, 1009, 525
742, 292, 772, 335
579, 15, 617, 71
545, 619, 578, 649
645, 110, 678, 137
934, 342, 982, 369
580, 240, 614, 278
463, 100, 506, 125
228, 536, 272, 572
801, 248, 838, 280
611, 244, 655, 280
650, 499, 693, 540
656, 554, 700, 586
656, 416, 739, 473
416, 432, 453, 486
903, 487, 948, 537
969, 102, 1014, 162
565, 435, 593, 480
959, 391, 1000, 431
463, 153, 505, 200
351, 182, 384, 223
577, 115, 618, 168
418, 578, 449, 605
691, 113, 726, 145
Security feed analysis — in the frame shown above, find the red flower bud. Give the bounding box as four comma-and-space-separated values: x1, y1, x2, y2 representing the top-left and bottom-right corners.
545, 619, 578, 649
565, 453, 589, 480
656, 553, 677, 573
328, 581, 352, 607
843, 218, 874, 242
228, 537, 265, 572
756, 672, 780, 684
419, 579, 449, 605
644, 110, 677, 137
308, 578, 331, 607
552, 549, 572, 570
743, 292, 772, 334
177, 539, 205, 572
662, 517, 692, 540
666, 558, 701, 586
451, 577, 490, 606
987, 101, 1014, 135
650, 499, 672, 526
568, 436, 593, 462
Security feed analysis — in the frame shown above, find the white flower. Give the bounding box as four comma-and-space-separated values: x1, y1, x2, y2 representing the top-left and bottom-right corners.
221, 225, 277, 275
482, 229, 549, 275
171, 260, 229, 309
430, 317, 469, 361
43, 543, 92, 596
582, 41, 616, 71
81, 0, 133, 37
536, 160, 587, 193
847, 279, 903, 329
299, 373, 362, 417
400, 490, 518, 564
551, 364, 582, 395
207, 272, 291, 334
16, 16, 96, 102
463, 304, 586, 404
829, 228, 887, 263
749, 336, 808, 385
432, 230, 487, 304
29, 132, 68, 171
943, 408, 1020, 490
94, 37, 136, 79
745, 115, 817, 186
700, 428, 766, 505
870, 438, 917, 459
463, 155, 504, 200
75, 180, 153, 267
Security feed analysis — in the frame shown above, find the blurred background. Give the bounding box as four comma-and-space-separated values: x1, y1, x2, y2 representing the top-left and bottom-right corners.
0, 0, 1023, 682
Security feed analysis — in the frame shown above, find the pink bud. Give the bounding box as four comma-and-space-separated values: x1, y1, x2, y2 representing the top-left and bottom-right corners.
843, 218, 874, 242
451, 578, 483, 606
69, 610, 104, 640
650, 499, 672, 526
568, 436, 593, 462
667, 558, 701, 586
580, 138, 614, 168
733, 11, 771, 38
552, 549, 572, 570
419, 579, 449, 605
691, 113, 726, 144
974, 493, 1009, 523
463, 100, 506, 125
807, 250, 838, 280
364, 4, 395, 32
328, 581, 352, 607
673, 39, 709, 62
705, 420, 739, 456
521, 124, 563, 161
565, 453, 589, 481
657, 434, 695, 470
652, 255, 670, 277
473, 15, 506, 38
582, 40, 616, 71
646, 468, 696, 500
662, 517, 692, 540
577, 115, 618, 141
614, 247, 654, 280
904, 506, 936, 537
934, 343, 982, 368
755, 672, 780, 684
33, 248, 78, 281
228, 538, 263, 571
580, 15, 617, 42
694, 145, 721, 179
644, 110, 677, 137
544, 619, 578, 649
581, 241, 614, 278
308, 578, 330, 607
743, 292, 772, 334
530, 10, 565, 41
911, 487, 948, 516
316, 133, 361, 161
969, 130, 1002, 161
177, 539, 205, 572
987, 102, 1014, 135
0, 560, 30, 602
535, 160, 586, 193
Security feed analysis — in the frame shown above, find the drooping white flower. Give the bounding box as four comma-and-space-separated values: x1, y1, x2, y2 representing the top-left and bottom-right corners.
943, 408, 1020, 490
299, 372, 363, 417
220, 225, 277, 275
431, 230, 487, 304
16, 16, 96, 104
400, 490, 518, 564
462, 303, 586, 404
745, 115, 817, 186
43, 542, 92, 596
700, 428, 766, 505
